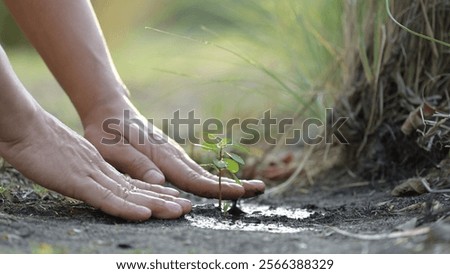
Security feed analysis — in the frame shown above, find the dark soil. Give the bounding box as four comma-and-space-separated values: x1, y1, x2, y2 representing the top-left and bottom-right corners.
0, 167, 450, 253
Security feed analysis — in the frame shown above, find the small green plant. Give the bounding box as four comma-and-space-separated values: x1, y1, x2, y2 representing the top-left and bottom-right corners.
0, 186, 6, 195
197, 134, 246, 211
0, 185, 13, 202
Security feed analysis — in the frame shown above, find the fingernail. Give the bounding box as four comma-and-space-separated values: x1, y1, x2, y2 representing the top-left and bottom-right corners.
167, 202, 183, 216
246, 179, 266, 190
176, 198, 192, 214
144, 170, 165, 184
241, 180, 265, 198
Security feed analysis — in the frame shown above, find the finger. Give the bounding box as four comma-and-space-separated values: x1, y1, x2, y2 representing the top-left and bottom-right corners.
99, 163, 190, 214
98, 140, 165, 185
216, 176, 265, 197
108, 124, 166, 184
99, 161, 179, 197
128, 178, 180, 197
90, 171, 183, 219
240, 179, 266, 198
135, 188, 192, 215
66, 177, 152, 221
162, 157, 245, 199
111, 175, 190, 214
123, 123, 248, 199
127, 192, 184, 219
175, 151, 266, 197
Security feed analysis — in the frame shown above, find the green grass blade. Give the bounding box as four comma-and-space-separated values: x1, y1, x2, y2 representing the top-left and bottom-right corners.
145, 26, 317, 114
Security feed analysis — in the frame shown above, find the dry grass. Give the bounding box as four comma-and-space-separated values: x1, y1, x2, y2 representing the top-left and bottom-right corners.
333, 0, 450, 184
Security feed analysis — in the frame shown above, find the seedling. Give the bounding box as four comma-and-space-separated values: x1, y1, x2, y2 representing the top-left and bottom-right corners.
197, 134, 247, 211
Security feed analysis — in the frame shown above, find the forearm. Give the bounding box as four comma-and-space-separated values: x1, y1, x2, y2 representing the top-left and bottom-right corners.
4, 0, 129, 124
0, 46, 39, 142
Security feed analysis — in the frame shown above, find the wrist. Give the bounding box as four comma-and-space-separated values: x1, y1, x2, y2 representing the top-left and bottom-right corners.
0, 101, 41, 144
78, 89, 137, 130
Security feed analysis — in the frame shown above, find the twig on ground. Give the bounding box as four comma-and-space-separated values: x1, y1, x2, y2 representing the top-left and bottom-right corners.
420, 178, 450, 193
262, 144, 315, 198
329, 226, 430, 240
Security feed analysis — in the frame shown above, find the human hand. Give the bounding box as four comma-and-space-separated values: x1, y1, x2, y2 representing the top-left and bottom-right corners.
0, 108, 191, 221
82, 98, 265, 201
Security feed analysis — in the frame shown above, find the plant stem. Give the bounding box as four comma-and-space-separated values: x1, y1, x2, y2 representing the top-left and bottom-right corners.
218, 169, 222, 211
218, 146, 223, 210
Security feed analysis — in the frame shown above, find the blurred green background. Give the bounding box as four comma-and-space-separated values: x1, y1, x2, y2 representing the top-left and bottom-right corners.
0, 0, 343, 141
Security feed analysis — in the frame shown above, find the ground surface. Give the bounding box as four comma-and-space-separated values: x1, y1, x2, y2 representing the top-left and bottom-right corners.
0, 167, 449, 254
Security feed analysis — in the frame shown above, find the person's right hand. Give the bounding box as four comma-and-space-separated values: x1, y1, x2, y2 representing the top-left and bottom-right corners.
82, 97, 265, 201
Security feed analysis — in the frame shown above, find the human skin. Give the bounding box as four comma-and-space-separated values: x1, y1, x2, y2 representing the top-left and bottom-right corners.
0, 0, 264, 220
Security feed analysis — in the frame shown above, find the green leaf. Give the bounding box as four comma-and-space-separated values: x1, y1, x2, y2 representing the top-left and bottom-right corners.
226, 152, 245, 165
213, 159, 227, 169
202, 133, 219, 144
231, 173, 242, 185
224, 158, 239, 173
207, 133, 219, 142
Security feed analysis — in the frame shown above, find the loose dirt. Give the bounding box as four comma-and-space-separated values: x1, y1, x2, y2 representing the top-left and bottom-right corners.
0, 167, 449, 253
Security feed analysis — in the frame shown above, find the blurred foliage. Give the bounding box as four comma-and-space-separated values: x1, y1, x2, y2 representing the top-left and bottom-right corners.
133, 0, 345, 117
0, 3, 28, 47
1, 0, 345, 135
